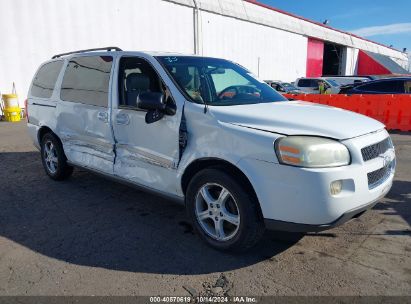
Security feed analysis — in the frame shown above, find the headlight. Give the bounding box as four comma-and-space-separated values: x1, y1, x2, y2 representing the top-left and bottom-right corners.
275, 136, 350, 168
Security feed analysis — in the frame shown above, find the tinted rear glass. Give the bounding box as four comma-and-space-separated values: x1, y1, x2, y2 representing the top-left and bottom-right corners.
61, 56, 113, 107
30, 61, 63, 99
357, 80, 403, 93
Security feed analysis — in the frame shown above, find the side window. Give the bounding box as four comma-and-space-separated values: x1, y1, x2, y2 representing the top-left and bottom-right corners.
375, 81, 402, 93
357, 81, 401, 93
118, 57, 162, 107
312, 79, 321, 88
297, 79, 311, 87
356, 83, 377, 92
30, 61, 64, 99
405, 81, 411, 94
393, 81, 405, 93
61, 56, 113, 107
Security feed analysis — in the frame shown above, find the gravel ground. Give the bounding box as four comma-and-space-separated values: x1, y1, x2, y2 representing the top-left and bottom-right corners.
0, 121, 410, 296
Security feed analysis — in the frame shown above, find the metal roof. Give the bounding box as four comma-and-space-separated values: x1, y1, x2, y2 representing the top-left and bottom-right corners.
166, 0, 408, 61
364, 51, 410, 74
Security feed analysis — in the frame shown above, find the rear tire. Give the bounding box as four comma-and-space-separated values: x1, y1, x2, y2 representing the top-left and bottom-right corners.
40, 132, 73, 181
186, 168, 265, 252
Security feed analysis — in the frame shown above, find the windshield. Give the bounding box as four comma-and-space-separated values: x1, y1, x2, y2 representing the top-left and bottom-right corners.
156, 56, 286, 106
328, 78, 368, 86
325, 79, 340, 87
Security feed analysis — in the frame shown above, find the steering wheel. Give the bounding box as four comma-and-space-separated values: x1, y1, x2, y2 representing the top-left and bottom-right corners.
217, 85, 258, 99
218, 85, 240, 99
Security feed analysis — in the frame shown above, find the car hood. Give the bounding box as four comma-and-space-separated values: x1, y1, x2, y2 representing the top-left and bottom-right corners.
210, 101, 384, 140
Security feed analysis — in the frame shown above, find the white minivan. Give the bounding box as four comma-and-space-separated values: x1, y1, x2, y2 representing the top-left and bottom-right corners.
27, 47, 395, 251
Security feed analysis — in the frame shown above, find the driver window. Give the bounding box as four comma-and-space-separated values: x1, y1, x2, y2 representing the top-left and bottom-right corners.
118, 57, 162, 107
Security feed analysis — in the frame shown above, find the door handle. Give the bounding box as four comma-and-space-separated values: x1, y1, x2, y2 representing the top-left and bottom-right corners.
97, 111, 108, 123
116, 113, 130, 125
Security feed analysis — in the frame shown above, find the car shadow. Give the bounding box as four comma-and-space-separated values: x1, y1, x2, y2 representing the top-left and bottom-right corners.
0, 152, 301, 275
374, 179, 411, 229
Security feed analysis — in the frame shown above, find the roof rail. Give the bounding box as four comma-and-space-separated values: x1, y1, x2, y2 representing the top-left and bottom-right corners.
52, 46, 122, 59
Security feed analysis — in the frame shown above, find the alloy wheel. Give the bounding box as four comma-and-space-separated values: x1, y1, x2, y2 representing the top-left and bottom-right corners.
43, 140, 58, 174
195, 183, 240, 241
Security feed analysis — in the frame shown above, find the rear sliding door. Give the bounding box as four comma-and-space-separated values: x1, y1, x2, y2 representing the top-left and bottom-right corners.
56, 55, 115, 173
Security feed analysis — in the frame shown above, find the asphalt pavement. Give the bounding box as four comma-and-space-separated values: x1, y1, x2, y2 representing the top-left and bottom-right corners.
0, 122, 410, 296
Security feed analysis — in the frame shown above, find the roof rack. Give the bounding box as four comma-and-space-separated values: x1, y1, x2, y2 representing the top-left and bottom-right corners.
52, 46, 122, 59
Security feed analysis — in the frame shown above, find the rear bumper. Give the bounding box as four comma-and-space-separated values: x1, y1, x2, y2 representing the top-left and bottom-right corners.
27, 122, 40, 150
264, 198, 379, 232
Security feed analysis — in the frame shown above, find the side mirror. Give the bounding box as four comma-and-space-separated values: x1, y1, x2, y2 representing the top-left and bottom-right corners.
137, 92, 177, 124
137, 92, 166, 111
137, 92, 166, 124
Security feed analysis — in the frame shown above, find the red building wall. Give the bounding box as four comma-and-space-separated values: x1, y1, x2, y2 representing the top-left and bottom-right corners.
306, 38, 324, 77
357, 50, 390, 75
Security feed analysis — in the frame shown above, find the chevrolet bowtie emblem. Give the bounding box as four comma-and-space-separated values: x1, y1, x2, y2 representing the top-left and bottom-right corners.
380, 152, 393, 167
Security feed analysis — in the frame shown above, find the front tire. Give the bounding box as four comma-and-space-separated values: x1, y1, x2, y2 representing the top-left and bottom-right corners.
40, 132, 73, 181
186, 168, 265, 252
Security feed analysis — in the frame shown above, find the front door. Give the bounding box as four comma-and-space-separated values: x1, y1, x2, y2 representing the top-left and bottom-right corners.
111, 55, 183, 195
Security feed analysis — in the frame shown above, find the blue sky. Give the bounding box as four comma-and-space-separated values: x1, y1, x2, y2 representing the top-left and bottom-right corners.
258, 0, 411, 54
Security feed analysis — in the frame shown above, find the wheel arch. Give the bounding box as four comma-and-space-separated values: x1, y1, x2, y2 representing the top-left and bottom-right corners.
181, 158, 263, 218
37, 126, 64, 148
38, 126, 54, 143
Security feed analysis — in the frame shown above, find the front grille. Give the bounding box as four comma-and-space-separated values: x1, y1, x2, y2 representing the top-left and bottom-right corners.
367, 161, 394, 189
361, 137, 392, 162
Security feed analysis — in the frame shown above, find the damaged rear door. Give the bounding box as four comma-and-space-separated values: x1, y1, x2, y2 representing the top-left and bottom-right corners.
57, 55, 116, 174
111, 55, 183, 195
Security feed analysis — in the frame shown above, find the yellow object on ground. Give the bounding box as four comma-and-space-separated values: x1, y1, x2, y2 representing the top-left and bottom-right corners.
1, 92, 21, 122
2, 94, 19, 109
3, 107, 21, 122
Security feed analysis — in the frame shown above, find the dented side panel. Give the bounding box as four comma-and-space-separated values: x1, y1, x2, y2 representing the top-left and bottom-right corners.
56, 100, 115, 174
54, 54, 117, 174
111, 54, 184, 195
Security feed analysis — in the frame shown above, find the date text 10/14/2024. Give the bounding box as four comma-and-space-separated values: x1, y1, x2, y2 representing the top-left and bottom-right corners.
149, 296, 258, 303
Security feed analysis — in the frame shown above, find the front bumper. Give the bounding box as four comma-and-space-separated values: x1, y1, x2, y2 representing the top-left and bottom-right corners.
237, 129, 395, 228
264, 198, 379, 232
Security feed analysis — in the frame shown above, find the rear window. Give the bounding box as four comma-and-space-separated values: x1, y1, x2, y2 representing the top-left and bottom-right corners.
30, 61, 64, 98
60, 56, 113, 107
